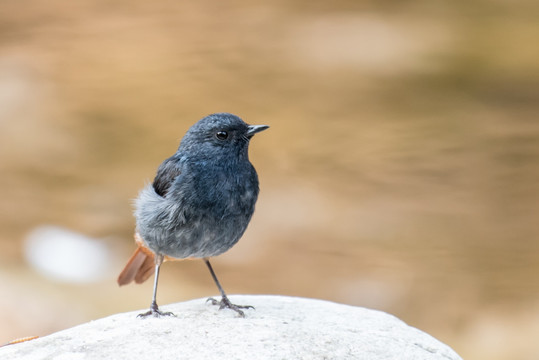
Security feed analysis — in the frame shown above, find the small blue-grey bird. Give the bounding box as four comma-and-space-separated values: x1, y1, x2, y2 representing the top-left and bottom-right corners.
118, 113, 269, 317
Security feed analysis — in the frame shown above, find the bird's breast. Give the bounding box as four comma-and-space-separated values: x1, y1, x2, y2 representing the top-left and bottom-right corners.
183, 161, 259, 218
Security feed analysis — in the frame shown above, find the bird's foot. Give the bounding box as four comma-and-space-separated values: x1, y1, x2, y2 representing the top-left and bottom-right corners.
137, 302, 176, 318
206, 296, 255, 317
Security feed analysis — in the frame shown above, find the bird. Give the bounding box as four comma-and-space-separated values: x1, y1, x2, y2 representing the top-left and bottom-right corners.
117, 113, 268, 317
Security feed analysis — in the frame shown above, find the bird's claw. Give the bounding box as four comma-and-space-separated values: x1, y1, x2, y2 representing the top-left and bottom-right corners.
206, 296, 255, 317
137, 303, 176, 318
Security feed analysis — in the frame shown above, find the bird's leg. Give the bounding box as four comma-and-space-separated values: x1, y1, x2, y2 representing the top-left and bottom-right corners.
138, 254, 175, 318
204, 258, 254, 317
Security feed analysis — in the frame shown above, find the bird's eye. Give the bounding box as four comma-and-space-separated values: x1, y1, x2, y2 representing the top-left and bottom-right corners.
216, 131, 228, 140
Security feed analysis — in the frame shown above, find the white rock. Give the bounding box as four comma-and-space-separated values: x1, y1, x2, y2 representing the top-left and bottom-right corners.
0, 296, 462, 360
24, 226, 112, 283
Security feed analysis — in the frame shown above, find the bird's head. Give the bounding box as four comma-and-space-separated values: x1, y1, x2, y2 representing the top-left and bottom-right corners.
179, 113, 269, 160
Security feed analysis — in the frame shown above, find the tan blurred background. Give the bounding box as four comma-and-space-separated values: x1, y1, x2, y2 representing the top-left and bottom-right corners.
1, 1, 538, 359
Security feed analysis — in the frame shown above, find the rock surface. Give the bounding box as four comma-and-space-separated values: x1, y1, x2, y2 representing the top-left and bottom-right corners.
1, 295, 461, 360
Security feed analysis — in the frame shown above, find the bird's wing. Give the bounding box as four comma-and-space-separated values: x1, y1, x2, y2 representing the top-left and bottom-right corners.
152, 156, 182, 197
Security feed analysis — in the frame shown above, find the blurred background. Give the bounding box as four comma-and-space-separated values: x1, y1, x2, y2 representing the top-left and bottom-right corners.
0, 1, 538, 359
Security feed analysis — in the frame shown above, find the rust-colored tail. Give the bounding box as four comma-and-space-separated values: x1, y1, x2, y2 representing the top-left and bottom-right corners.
117, 245, 155, 286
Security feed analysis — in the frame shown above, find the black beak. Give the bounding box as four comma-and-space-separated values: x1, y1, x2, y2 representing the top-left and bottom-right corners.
246, 124, 269, 138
